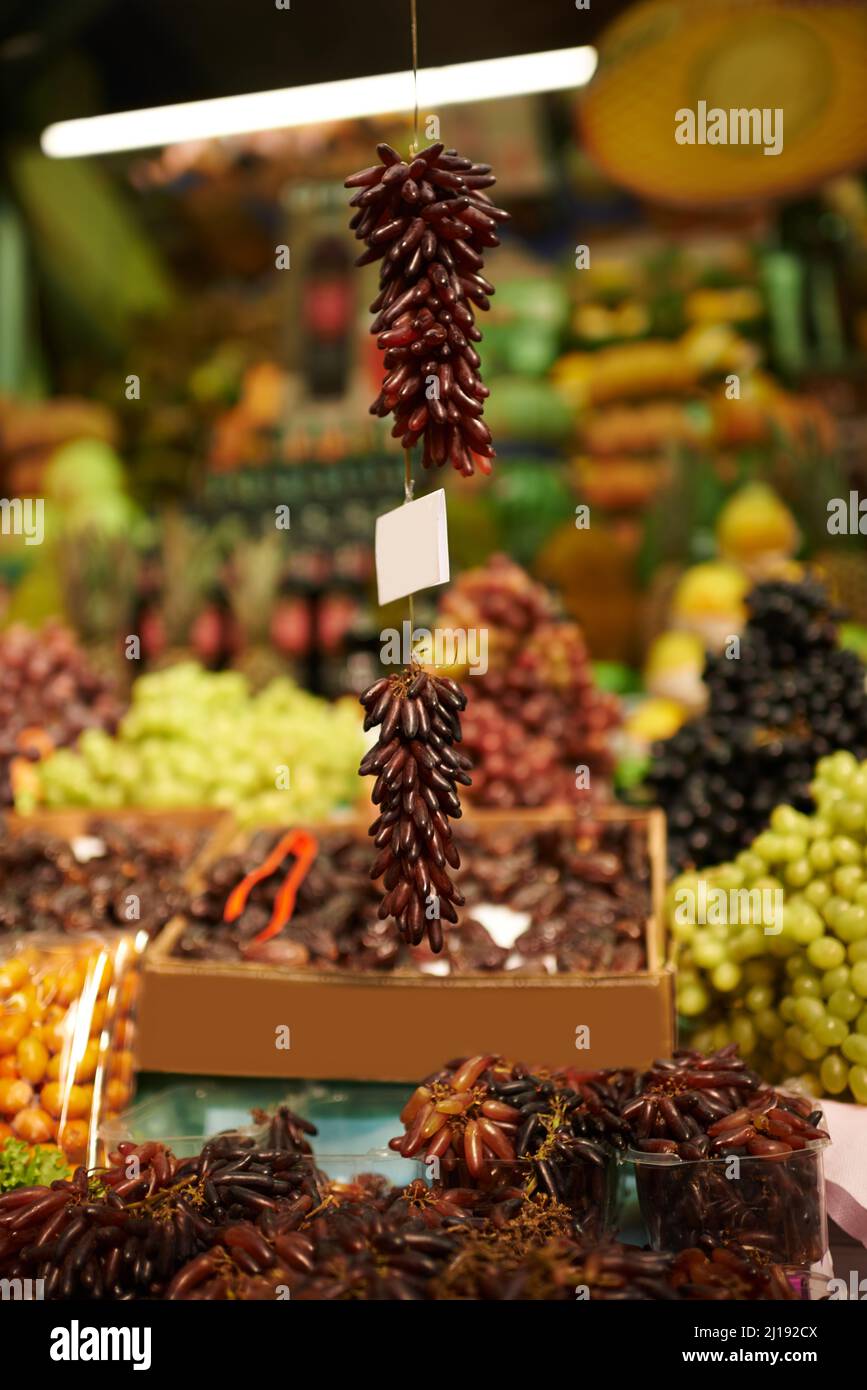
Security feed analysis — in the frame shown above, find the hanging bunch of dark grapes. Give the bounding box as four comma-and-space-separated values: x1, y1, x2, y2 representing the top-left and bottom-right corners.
648, 575, 867, 871
345, 142, 508, 476
359, 666, 471, 951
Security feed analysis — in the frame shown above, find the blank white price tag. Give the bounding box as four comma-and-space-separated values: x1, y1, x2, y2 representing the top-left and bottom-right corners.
375, 489, 450, 606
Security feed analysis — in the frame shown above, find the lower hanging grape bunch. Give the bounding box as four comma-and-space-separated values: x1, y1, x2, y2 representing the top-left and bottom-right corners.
346, 141, 508, 476
648, 575, 867, 871
359, 666, 471, 952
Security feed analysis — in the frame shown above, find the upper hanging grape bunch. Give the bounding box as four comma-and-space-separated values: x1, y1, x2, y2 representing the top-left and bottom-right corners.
345, 141, 509, 477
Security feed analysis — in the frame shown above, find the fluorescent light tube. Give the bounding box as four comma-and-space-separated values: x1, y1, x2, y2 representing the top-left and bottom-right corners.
41, 46, 597, 158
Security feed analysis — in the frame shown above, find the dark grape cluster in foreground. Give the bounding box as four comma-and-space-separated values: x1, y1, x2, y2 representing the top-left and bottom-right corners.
346, 142, 508, 475
648, 576, 867, 870
0, 1085, 810, 1301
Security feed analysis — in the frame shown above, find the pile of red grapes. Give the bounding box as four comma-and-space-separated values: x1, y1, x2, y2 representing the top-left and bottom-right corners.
438, 557, 620, 808
0, 623, 123, 806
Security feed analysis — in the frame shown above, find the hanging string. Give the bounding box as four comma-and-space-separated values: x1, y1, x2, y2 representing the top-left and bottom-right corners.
409, 0, 419, 156
405, 0, 419, 644
404, 445, 415, 636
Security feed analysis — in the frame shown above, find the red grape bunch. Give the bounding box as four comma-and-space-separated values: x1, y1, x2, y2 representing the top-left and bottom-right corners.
359, 665, 471, 952
437, 557, 622, 808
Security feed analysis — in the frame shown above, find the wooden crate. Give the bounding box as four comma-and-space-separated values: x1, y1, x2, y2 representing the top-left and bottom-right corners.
138, 806, 674, 1081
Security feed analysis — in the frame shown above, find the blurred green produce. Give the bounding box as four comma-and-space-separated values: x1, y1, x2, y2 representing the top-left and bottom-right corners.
25, 662, 364, 824
491, 461, 575, 569
670, 752, 867, 1105
482, 377, 573, 444
841, 623, 867, 663
592, 661, 641, 696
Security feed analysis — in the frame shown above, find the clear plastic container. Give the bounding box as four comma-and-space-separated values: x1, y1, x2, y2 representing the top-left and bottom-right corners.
784, 1268, 832, 1301
629, 1139, 829, 1266
297, 1150, 428, 1190
0, 930, 146, 1171
100, 1082, 618, 1235
99, 1077, 409, 1157
100, 1080, 427, 1187
449, 1152, 619, 1239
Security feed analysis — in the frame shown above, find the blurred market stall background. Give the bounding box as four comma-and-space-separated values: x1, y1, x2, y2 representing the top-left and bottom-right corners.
5, 0, 867, 1161
2, 0, 865, 704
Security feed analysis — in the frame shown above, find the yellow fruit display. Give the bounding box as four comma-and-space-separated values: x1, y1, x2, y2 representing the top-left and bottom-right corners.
671, 561, 749, 651
717, 483, 799, 572
644, 630, 707, 713
624, 696, 689, 745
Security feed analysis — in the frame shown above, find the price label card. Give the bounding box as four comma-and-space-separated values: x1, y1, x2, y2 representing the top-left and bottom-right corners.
375, 489, 450, 606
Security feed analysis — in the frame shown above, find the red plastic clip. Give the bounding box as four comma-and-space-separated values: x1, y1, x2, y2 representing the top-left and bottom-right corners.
223, 828, 319, 946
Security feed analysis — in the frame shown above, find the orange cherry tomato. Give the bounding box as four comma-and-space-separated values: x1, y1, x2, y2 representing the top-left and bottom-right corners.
108, 1050, 134, 1086
41, 1015, 70, 1055
40, 1082, 65, 1118
0, 1077, 33, 1116
16, 1035, 48, 1085
65, 1040, 100, 1086
104, 1079, 131, 1113
12, 1107, 55, 1143
0, 960, 29, 997
57, 1084, 92, 1121
88, 1001, 107, 1037
5, 985, 39, 1019
118, 974, 139, 1012
55, 968, 84, 1008
0, 1014, 29, 1056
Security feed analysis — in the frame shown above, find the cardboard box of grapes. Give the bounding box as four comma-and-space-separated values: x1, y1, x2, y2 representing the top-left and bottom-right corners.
137, 807, 675, 1082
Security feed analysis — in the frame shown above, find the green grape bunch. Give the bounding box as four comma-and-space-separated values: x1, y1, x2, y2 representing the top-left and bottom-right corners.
20, 663, 364, 825
668, 751, 867, 1104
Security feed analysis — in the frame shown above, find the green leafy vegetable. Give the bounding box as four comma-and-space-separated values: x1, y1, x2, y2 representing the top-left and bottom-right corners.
0, 1137, 70, 1193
